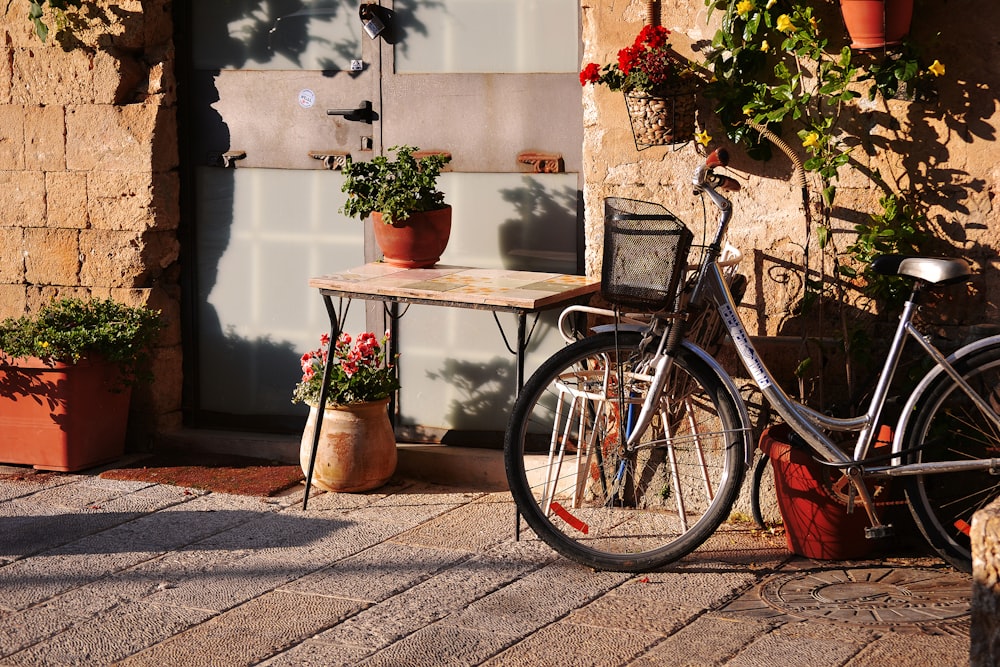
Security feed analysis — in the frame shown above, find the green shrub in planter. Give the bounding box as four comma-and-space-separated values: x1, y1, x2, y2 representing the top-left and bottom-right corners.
0, 297, 163, 387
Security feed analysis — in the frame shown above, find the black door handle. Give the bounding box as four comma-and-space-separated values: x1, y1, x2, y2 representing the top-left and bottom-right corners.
327, 100, 377, 124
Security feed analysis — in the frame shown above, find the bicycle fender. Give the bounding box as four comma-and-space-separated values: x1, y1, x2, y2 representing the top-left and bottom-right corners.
590, 324, 647, 335
892, 333, 1000, 459
682, 340, 754, 467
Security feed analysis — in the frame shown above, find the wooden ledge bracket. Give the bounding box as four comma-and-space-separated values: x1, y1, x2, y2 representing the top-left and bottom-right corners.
210, 150, 247, 168
309, 151, 351, 170
412, 150, 453, 170
517, 151, 564, 173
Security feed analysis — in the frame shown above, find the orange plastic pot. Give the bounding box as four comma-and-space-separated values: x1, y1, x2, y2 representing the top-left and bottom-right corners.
0, 356, 131, 472
759, 423, 872, 560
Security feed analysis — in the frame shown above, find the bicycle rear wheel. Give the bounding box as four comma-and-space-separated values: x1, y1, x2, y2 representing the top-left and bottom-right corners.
504, 331, 747, 571
904, 341, 1000, 572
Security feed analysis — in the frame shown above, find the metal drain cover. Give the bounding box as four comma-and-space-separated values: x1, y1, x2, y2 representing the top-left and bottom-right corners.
758, 566, 970, 626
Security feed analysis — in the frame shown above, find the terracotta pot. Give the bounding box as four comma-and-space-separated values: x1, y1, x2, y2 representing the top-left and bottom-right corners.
840, 0, 913, 50
300, 398, 397, 493
0, 355, 131, 472
759, 423, 872, 560
371, 206, 452, 269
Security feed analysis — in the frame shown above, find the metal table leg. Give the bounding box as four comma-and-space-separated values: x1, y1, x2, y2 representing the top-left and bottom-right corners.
302, 294, 346, 510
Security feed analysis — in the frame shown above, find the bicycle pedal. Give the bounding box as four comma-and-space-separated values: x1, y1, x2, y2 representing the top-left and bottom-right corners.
865, 525, 894, 540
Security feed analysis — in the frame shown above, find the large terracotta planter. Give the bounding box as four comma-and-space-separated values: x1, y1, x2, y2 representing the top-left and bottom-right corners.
371, 206, 452, 269
759, 424, 872, 560
840, 0, 913, 50
0, 355, 131, 472
299, 398, 397, 493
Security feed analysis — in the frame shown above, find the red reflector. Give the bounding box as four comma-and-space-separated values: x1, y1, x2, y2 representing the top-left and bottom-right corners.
955, 519, 971, 537
549, 501, 589, 534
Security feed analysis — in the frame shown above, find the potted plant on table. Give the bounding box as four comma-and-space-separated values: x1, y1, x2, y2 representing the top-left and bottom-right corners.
340, 145, 452, 269
580, 24, 702, 149
293, 331, 400, 493
0, 296, 163, 472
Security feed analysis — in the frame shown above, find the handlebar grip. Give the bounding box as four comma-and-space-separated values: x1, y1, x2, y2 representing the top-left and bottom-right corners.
705, 147, 729, 169
714, 174, 741, 192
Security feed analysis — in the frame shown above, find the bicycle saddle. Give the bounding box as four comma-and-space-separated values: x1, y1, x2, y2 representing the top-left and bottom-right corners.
870, 255, 972, 285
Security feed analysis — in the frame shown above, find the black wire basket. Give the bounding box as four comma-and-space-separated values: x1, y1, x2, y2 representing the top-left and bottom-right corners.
601, 198, 694, 311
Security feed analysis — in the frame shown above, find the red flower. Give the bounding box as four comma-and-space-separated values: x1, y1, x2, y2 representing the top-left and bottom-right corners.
637, 25, 669, 50
617, 46, 638, 75
579, 62, 600, 86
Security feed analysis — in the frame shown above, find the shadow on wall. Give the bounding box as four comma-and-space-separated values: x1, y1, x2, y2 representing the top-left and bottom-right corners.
498, 178, 581, 275
185, 1, 363, 431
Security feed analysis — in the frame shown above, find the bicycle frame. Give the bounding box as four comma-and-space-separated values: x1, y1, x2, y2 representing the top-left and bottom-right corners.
623, 159, 1000, 528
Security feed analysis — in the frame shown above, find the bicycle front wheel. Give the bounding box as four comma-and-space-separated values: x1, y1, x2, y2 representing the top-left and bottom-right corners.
504, 332, 747, 572
904, 341, 1000, 572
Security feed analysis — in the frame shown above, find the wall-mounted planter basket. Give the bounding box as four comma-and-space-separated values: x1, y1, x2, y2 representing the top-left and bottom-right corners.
840, 0, 913, 50
624, 90, 697, 150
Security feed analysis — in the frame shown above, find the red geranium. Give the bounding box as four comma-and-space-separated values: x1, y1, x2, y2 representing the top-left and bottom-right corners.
580, 25, 697, 94
292, 331, 399, 406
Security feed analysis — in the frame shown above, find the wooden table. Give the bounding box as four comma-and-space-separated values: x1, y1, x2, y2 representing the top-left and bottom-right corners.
303, 263, 600, 507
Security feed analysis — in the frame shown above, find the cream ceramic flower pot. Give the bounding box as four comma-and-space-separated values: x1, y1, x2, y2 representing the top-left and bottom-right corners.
300, 398, 397, 493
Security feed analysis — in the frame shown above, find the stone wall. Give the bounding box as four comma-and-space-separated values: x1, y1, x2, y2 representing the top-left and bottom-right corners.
582, 0, 1000, 407
972, 497, 1000, 666
0, 1, 180, 438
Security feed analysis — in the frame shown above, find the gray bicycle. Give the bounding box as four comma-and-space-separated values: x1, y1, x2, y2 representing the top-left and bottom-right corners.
504, 147, 1000, 573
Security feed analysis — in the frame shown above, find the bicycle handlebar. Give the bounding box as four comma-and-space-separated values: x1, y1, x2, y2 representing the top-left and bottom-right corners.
694, 147, 740, 193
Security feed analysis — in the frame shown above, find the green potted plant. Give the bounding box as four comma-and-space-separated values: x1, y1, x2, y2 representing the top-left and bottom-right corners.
0, 296, 163, 472
293, 331, 400, 492
340, 145, 452, 269
579, 24, 702, 149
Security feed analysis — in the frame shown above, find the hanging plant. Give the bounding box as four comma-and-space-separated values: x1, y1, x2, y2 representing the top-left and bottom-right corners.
580, 25, 703, 148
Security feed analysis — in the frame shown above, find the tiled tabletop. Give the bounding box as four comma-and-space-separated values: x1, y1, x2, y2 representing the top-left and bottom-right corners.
309, 263, 600, 311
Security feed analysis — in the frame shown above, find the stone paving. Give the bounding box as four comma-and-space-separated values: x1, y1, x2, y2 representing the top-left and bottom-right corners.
0, 464, 972, 666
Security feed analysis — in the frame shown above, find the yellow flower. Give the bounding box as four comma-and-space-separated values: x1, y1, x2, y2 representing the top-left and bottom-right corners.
928, 59, 945, 77
695, 130, 712, 147
40, 341, 49, 348
809, 17, 819, 33
761, 40, 770, 53
766, 0, 776, 7
776, 14, 794, 33
736, 0, 754, 16
802, 132, 820, 148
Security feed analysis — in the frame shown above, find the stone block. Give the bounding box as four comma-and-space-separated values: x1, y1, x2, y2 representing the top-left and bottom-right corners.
132, 343, 183, 423
66, 105, 177, 173
109, 284, 182, 347
24, 227, 79, 285
87, 171, 179, 232
972, 497, 1000, 667
11, 48, 93, 106
45, 172, 88, 228
78, 229, 143, 287
0, 226, 25, 283
92, 50, 146, 106
79, 229, 179, 288
25, 285, 89, 311
25, 104, 65, 171
87, 171, 156, 231
0, 283, 26, 319
142, 0, 173, 47
0, 105, 25, 170
0, 170, 47, 227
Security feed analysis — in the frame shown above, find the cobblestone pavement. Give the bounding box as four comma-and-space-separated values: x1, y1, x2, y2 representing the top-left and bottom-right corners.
0, 465, 971, 666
